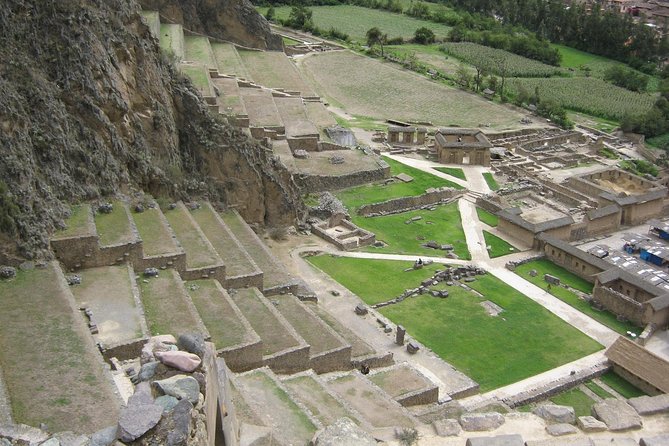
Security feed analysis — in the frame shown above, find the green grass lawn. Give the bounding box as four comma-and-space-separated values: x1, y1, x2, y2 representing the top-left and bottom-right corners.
94, 201, 132, 246
132, 207, 178, 256
476, 208, 498, 227
584, 381, 613, 399
336, 157, 463, 211
334, 114, 385, 131
514, 259, 641, 335
310, 256, 602, 390
261, 5, 452, 42
483, 172, 499, 191
179, 64, 211, 94
434, 166, 466, 181
550, 388, 596, 418
282, 36, 300, 46
56, 204, 91, 238
184, 36, 214, 68
599, 371, 646, 398
307, 256, 442, 306
483, 230, 517, 258
353, 202, 470, 259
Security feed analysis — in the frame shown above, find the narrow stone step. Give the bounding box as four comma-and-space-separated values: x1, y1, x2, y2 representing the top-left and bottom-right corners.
323, 371, 416, 429
282, 371, 368, 428
162, 201, 225, 281
229, 288, 309, 373
367, 362, 439, 407
137, 267, 209, 339
221, 210, 297, 295
271, 294, 351, 373
185, 279, 262, 372
235, 368, 320, 446
189, 203, 262, 289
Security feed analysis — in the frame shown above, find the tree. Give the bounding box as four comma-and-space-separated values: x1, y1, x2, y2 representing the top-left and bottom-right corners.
366, 27, 388, 56
286, 5, 313, 31
455, 64, 473, 89
472, 61, 488, 92
414, 27, 435, 44
265, 5, 275, 22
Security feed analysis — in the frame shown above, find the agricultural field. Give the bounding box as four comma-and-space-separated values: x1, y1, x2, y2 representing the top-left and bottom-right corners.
298, 51, 532, 130
441, 42, 563, 78
311, 257, 602, 391
386, 44, 474, 77
259, 5, 452, 42
507, 76, 656, 120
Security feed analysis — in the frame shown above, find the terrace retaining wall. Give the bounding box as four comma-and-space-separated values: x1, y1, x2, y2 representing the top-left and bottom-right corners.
311, 345, 353, 374
295, 164, 390, 193
358, 188, 462, 216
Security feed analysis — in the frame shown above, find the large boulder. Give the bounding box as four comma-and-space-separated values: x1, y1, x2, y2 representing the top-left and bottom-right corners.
433, 418, 460, 437
152, 399, 194, 446
312, 418, 376, 446
592, 399, 642, 431
117, 403, 163, 442
627, 394, 669, 415
641, 435, 669, 446
153, 375, 200, 404
154, 350, 202, 372
459, 412, 505, 431
90, 426, 118, 446
533, 404, 576, 424
177, 333, 206, 358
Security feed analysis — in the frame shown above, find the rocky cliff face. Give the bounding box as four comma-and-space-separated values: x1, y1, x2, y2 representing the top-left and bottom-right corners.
0, 0, 301, 263
138, 0, 283, 50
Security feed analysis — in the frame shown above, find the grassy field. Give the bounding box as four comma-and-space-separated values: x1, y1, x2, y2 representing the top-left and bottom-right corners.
482, 172, 499, 190
94, 201, 132, 246
179, 64, 212, 95
599, 371, 646, 398
261, 5, 452, 42
441, 42, 563, 78
184, 36, 215, 69
56, 204, 91, 238
164, 204, 220, 269
507, 76, 655, 121
132, 207, 178, 256
549, 388, 595, 417
353, 202, 470, 259
313, 258, 602, 391
298, 51, 530, 130
515, 259, 641, 335
476, 208, 498, 227
483, 230, 517, 258
387, 44, 473, 78
334, 114, 385, 131
336, 157, 462, 211
308, 256, 443, 306
237, 50, 314, 96
434, 166, 466, 180
0, 265, 119, 432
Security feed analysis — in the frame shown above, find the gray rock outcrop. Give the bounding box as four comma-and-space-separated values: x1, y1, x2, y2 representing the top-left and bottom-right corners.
592, 399, 642, 431
533, 404, 576, 424
312, 417, 376, 446
459, 412, 505, 431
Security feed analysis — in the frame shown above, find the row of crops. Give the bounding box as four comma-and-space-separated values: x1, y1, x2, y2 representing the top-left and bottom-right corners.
440, 42, 564, 78
507, 77, 656, 120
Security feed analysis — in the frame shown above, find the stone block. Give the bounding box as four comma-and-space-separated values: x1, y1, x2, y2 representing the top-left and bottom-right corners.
592, 399, 642, 431
433, 419, 460, 437
525, 438, 594, 446
592, 438, 638, 446
465, 434, 523, 446
459, 412, 505, 431
546, 423, 577, 436
312, 417, 376, 446
628, 394, 669, 415
577, 416, 607, 432
640, 434, 669, 446
533, 404, 576, 424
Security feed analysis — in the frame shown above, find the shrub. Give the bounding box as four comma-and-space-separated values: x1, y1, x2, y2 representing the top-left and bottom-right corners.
268, 226, 288, 241
396, 427, 419, 446
414, 27, 435, 44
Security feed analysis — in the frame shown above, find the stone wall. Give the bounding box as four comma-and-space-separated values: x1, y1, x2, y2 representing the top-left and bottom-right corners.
216, 358, 240, 446
223, 271, 264, 290
51, 235, 100, 270
311, 219, 376, 251
202, 342, 219, 446
504, 361, 610, 407
396, 386, 439, 407
612, 364, 663, 396
180, 264, 227, 283
287, 136, 319, 152
318, 141, 349, 151
102, 338, 148, 363
476, 196, 504, 214
593, 286, 644, 326
265, 344, 310, 374
497, 218, 536, 247
542, 241, 607, 282
519, 132, 586, 151
295, 163, 390, 193
358, 188, 463, 216
350, 351, 394, 370
311, 345, 353, 374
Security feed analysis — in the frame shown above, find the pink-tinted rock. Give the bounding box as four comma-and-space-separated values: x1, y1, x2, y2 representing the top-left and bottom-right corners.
155, 350, 201, 372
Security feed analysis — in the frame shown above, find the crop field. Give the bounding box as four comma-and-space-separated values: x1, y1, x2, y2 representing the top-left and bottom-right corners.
507, 77, 656, 120
298, 51, 531, 130
261, 5, 452, 41
441, 42, 563, 78
387, 44, 474, 77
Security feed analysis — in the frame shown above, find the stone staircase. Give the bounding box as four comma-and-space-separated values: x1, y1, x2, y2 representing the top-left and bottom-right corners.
49, 196, 451, 442
142, 11, 345, 155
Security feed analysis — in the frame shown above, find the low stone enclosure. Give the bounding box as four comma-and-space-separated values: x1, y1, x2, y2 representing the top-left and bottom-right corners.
358, 186, 463, 217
